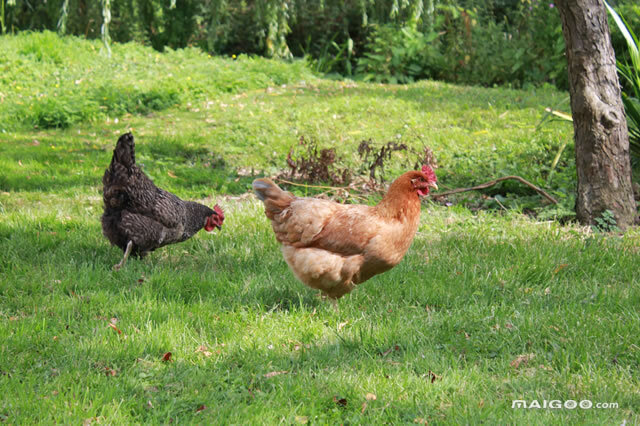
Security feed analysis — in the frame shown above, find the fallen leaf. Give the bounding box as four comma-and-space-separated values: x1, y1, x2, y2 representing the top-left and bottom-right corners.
361, 402, 367, 414
107, 323, 122, 335
505, 323, 513, 329
294, 416, 308, 424
264, 370, 288, 378
381, 345, 400, 358
18, 160, 23, 166
167, 171, 177, 178
195, 405, 206, 413
365, 393, 377, 401
458, 330, 470, 339
427, 370, 440, 383
414, 418, 428, 425
146, 400, 154, 410
510, 353, 535, 369
162, 352, 172, 362
104, 367, 117, 376
337, 321, 349, 331
553, 263, 568, 274
196, 345, 212, 357
333, 396, 347, 407
544, 287, 551, 295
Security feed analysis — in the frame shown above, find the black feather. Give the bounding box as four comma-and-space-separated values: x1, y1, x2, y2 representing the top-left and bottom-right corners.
101, 132, 222, 259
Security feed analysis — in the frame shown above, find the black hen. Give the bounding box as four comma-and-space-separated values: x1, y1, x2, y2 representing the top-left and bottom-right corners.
102, 132, 224, 270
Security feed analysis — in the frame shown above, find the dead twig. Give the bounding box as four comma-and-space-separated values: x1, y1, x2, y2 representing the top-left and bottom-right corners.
274, 178, 369, 202
432, 175, 558, 204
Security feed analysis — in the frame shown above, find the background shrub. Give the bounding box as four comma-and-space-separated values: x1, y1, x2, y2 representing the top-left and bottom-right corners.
1, 0, 638, 89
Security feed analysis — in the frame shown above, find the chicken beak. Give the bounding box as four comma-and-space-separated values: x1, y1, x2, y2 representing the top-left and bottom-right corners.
429, 182, 438, 191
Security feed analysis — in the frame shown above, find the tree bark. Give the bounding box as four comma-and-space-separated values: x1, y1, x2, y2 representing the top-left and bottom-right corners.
555, 0, 637, 229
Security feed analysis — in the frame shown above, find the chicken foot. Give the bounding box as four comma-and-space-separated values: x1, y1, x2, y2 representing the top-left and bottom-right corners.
319, 293, 339, 312
113, 240, 133, 271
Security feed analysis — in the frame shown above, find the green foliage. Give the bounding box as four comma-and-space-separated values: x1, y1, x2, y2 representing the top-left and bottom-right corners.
0, 32, 315, 130
356, 24, 442, 84
3, 0, 640, 90
606, 1, 640, 166
593, 209, 620, 233
607, 1, 640, 78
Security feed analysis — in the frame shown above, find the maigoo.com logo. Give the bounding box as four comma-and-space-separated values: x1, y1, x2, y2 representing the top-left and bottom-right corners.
512, 400, 618, 409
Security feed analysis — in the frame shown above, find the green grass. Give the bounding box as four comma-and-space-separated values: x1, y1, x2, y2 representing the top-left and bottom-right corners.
1, 32, 639, 424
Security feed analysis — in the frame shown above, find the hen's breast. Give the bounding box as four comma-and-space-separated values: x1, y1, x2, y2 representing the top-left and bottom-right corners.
280, 245, 365, 299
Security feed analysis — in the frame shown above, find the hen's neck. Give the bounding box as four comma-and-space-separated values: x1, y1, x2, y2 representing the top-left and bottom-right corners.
184, 201, 213, 235
375, 175, 421, 222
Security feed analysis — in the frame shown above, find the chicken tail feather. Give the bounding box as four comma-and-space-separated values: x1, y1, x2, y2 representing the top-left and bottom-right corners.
252, 178, 294, 217
112, 132, 136, 169
252, 179, 274, 201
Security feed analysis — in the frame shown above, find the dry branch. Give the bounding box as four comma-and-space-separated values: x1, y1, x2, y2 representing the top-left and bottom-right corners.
431, 176, 558, 204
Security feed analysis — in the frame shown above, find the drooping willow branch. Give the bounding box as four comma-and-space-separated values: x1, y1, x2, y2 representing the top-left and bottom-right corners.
431, 175, 558, 204
57, 0, 69, 34
101, 0, 112, 58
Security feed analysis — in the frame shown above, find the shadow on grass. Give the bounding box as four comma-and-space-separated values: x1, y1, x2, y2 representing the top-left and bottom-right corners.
0, 135, 253, 195
0, 220, 321, 310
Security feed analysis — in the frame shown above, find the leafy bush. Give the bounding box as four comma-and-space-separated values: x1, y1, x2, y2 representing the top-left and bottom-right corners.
356, 24, 442, 84
3, 0, 639, 90
606, 1, 640, 166
432, 2, 566, 89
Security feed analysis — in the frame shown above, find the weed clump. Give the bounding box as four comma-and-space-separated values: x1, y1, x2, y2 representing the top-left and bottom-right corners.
281, 136, 435, 194
285, 136, 351, 185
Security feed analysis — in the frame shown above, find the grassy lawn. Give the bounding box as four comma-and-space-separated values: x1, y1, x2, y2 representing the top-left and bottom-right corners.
1, 33, 639, 424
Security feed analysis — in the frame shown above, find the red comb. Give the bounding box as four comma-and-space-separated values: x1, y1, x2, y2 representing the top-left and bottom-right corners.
421, 165, 437, 182
214, 204, 224, 219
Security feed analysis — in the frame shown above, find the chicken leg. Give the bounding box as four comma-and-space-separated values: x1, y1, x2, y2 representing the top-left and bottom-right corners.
113, 240, 133, 271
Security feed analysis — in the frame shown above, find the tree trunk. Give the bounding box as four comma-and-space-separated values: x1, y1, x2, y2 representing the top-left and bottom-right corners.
555, 0, 637, 229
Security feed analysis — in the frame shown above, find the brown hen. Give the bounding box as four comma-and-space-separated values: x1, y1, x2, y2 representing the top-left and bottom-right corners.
253, 165, 437, 299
